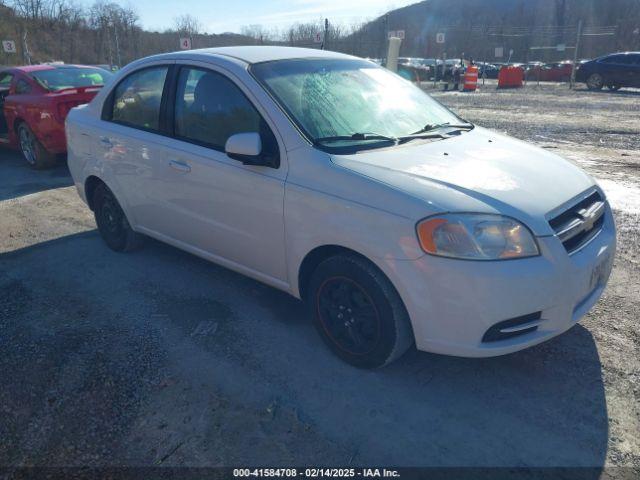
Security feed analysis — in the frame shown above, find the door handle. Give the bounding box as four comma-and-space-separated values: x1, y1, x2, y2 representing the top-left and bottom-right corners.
169, 159, 191, 173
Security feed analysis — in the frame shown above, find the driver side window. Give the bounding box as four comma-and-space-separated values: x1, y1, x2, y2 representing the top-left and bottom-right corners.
15, 79, 32, 94
173, 67, 278, 163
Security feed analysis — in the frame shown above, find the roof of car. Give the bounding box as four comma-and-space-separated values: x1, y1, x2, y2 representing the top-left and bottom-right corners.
602, 51, 640, 57
7, 64, 104, 73
178, 46, 356, 64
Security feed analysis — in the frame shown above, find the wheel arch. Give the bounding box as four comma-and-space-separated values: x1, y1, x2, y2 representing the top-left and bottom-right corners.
297, 245, 389, 301
84, 175, 106, 211
13, 117, 27, 137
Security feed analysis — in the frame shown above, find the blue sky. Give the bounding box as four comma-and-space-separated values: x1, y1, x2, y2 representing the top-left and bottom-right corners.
110, 0, 417, 33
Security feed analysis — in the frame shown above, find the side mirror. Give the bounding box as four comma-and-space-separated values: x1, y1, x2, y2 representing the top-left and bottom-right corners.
225, 132, 264, 166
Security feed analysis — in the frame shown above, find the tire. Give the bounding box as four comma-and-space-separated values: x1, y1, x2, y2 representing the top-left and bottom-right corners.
607, 84, 621, 91
586, 73, 604, 90
92, 183, 144, 252
306, 254, 414, 368
17, 123, 57, 169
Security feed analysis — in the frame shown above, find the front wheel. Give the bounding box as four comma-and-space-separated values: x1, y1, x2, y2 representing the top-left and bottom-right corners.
306, 255, 414, 368
92, 183, 144, 252
17, 123, 56, 169
586, 73, 604, 90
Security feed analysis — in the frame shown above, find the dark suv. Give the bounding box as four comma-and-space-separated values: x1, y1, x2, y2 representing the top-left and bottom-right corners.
576, 52, 640, 91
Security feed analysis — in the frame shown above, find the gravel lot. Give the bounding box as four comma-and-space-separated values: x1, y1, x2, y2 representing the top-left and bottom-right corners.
0, 82, 638, 474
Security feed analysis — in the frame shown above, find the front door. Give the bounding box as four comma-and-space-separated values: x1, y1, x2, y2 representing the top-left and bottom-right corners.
151, 64, 288, 282
0, 72, 13, 139
627, 54, 640, 88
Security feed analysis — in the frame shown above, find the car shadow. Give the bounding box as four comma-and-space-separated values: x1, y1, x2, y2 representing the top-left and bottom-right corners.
0, 231, 608, 470
0, 148, 73, 202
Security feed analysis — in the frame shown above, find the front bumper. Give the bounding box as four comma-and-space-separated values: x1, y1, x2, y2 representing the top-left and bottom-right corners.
383, 203, 616, 357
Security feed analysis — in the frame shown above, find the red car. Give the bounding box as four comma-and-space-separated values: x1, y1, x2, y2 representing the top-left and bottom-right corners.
0, 64, 112, 168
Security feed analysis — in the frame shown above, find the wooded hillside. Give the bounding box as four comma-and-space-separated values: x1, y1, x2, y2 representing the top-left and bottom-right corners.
1, 0, 639, 68
0, 1, 258, 67
343, 0, 640, 61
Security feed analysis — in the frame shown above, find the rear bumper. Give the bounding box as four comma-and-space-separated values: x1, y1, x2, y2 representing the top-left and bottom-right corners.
36, 120, 67, 154
382, 204, 616, 357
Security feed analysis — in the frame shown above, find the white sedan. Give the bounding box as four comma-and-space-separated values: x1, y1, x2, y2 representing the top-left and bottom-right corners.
66, 47, 616, 368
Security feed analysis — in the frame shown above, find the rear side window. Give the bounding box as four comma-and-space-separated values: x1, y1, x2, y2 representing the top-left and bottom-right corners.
110, 66, 168, 131
174, 67, 264, 150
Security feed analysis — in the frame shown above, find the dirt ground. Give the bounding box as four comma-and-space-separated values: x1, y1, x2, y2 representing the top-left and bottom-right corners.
0, 82, 639, 474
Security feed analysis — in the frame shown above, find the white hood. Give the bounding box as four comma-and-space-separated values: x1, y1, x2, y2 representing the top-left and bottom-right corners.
331, 126, 596, 236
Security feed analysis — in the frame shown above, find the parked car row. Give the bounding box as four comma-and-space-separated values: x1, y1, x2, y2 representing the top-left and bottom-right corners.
391, 52, 640, 90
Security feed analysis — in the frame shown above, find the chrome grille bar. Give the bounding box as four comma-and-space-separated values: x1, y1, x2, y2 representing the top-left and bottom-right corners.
549, 191, 605, 254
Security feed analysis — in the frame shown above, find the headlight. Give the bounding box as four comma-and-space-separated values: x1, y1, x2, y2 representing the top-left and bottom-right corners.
416, 214, 539, 260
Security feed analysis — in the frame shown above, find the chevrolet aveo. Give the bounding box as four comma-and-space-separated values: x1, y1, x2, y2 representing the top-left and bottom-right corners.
66, 47, 616, 368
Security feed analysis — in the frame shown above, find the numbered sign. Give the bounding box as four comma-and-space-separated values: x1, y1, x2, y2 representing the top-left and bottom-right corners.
2, 40, 17, 54
387, 31, 396, 39
396, 30, 405, 40
436, 33, 445, 44
179, 37, 191, 50
314, 32, 324, 43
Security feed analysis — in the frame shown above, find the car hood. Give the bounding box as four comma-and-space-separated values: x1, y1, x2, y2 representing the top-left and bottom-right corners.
330, 126, 596, 236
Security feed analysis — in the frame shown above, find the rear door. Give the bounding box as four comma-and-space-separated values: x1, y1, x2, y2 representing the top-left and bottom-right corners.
96, 62, 173, 228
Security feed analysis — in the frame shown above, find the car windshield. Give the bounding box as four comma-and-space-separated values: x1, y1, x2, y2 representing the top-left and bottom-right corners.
30, 67, 112, 91
251, 58, 464, 150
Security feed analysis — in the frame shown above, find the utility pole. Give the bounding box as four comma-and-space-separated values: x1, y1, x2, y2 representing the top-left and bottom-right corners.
22, 30, 31, 65
382, 14, 388, 59
322, 18, 329, 50
570, 19, 583, 89
114, 24, 122, 68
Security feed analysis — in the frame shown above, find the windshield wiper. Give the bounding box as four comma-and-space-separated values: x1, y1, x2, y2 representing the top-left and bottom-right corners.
410, 122, 474, 136
397, 122, 474, 144
314, 132, 398, 145
416, 122, 475, 134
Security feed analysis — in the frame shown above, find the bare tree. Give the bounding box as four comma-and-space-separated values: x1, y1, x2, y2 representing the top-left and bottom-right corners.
174, 14, 201, 36
11, 0, 46, 19
89, 1, 139, 66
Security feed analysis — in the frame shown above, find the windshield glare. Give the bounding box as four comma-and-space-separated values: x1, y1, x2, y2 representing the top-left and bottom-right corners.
31, 67, 113, 91
251, 58, 462, 147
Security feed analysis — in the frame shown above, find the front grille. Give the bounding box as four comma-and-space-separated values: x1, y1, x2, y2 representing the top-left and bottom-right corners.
482, 312, 542, 343
549, 191, 605, 254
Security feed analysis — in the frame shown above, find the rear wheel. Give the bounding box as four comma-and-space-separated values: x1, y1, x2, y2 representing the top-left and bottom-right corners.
586, 73, 604, 90
17, 123, 56, 169
92, 183, 144, 252
306, 254, 413, 368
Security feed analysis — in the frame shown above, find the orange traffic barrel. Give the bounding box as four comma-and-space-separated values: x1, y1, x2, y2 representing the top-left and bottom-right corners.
463, 65, 479, 91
